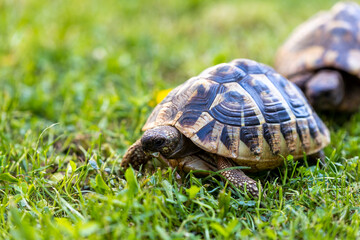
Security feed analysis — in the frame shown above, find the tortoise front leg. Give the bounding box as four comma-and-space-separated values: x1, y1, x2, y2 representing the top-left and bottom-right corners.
217, 156, 259, 197
121, 139, 153, 170
121, 139, 182, 180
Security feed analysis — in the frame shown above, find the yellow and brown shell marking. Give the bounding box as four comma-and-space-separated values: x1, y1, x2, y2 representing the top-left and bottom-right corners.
143, 59, 330, 171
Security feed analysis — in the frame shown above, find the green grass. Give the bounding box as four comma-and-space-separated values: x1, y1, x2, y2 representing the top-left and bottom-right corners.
0, 0, 360, 239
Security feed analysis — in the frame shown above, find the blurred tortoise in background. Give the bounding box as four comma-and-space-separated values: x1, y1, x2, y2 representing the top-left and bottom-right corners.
121, 59, 330, 197
275, 2, 360, 112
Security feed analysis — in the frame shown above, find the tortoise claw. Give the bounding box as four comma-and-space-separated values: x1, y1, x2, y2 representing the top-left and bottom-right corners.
217, 156, 261, 198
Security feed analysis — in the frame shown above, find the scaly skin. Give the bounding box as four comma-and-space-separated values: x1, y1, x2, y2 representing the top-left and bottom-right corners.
217, 156, 259, 197
121, 139, 152, 170
121, 139, 182, 180
121, 138, 262, 197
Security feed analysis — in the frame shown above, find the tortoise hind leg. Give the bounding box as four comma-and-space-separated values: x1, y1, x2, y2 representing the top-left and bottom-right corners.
217, 156, 259, 197
307, 150, 326, 167
121, 139, 152, 170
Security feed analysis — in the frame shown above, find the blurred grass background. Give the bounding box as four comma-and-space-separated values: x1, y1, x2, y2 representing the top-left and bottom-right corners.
0, 0, 341, 133
1, 0, 360, 239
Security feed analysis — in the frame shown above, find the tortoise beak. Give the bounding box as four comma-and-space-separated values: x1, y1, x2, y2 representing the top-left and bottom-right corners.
142, 149, 160, 158
150, 152, 160, 157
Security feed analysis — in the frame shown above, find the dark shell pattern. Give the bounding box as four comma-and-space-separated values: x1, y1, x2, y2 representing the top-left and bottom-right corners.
143, 59, 330, 169
275, 2, 360, 79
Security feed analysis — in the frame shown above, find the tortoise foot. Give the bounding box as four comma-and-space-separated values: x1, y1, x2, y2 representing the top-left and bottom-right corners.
121, 139, 152, 170
217, 156, 259, 197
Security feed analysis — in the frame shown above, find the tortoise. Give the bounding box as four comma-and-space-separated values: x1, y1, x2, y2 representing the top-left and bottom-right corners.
121, 58, 330, 197
275, 2, 360, 112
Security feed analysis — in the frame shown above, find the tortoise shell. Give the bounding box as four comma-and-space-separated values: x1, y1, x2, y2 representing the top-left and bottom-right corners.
143, 59, 330, 169
275, 2, 360, 79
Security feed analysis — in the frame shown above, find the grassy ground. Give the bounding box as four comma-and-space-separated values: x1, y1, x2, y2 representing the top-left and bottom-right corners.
0, 0, 359, 239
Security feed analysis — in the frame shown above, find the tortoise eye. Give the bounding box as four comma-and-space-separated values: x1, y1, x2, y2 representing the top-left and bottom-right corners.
154, 138, 165, 147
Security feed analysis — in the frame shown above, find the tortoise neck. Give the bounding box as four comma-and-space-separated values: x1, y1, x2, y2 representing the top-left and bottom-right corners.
167, 134, 201, 159
305, 69, 344, 110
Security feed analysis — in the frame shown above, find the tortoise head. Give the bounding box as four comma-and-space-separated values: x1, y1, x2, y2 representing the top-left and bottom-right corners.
305, 70, 344, 110
141, 126, 183, 158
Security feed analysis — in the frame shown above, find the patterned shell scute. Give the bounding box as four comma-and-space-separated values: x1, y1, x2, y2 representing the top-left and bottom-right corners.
275, 2, 360, 79
143, 59, 330, 161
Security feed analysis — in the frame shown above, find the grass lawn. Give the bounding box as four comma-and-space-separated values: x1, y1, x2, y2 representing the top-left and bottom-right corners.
1, 0, 360, 239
